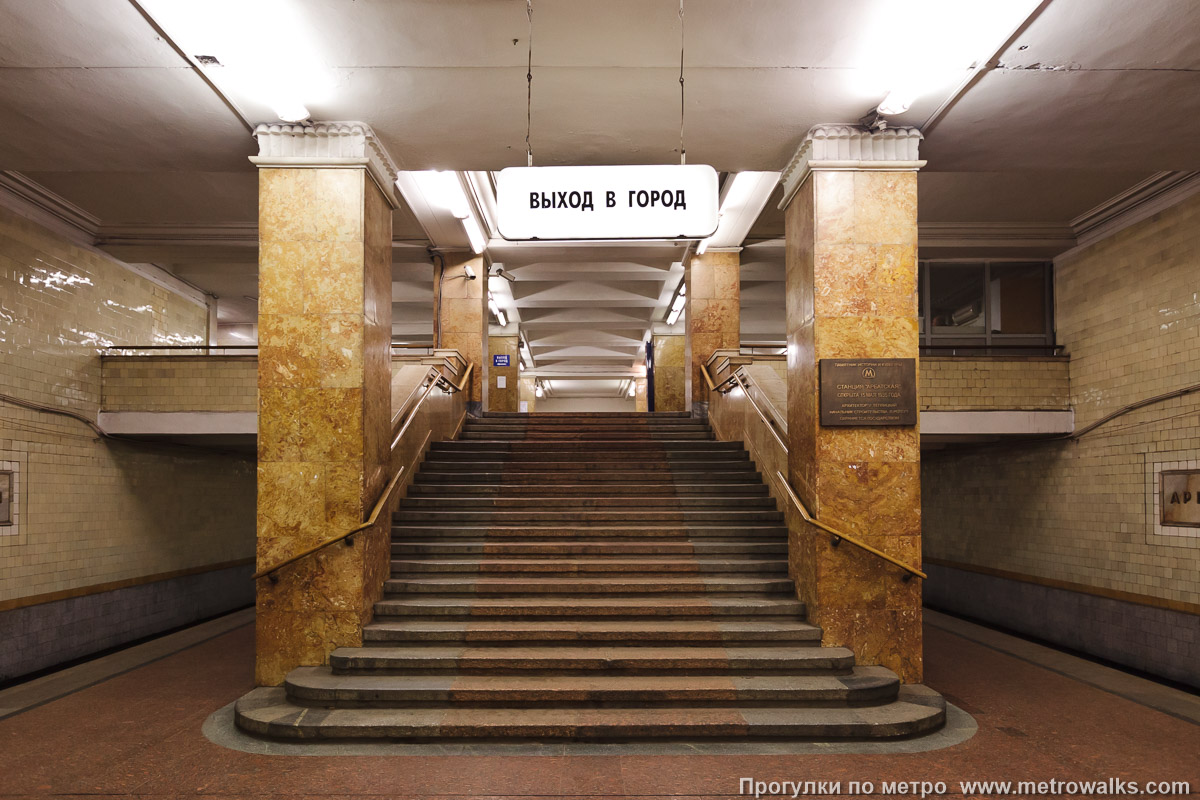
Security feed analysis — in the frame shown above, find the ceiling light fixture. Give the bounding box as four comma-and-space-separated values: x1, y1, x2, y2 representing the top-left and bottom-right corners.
488, 292, 508, 327
627, 382, 637, 398
697, 171, 779, 254
403, 171, 488, 254
860, 0, 1043, 117
137, 0, 331, 123
666, 284, 687, 326
535, 383, 544, 398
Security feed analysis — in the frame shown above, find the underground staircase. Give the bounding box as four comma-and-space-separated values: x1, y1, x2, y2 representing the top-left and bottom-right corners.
236, 411, 945, 741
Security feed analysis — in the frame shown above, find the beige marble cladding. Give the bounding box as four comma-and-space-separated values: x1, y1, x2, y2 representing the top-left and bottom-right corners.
921, 357, 1070, 410
101, 356, 257, 412
434, 256, 485, 407
652, 334, 686, 413
487, 335, 519, 412
0, 205, 253, 604
924, 193, 1200, 613
785, 169, 923, 683
686, 251, 740, 409
518, 376, 538, 413
254, 167, 393, 686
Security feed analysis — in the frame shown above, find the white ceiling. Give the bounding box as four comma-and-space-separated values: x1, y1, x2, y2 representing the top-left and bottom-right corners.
1, 0, 1198, 395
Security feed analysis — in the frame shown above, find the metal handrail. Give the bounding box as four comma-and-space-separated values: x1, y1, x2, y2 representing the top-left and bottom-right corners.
775, 470, 926, 582
707, 363, 925, 582
252, 465, 406, 582
727, 370, 787, 452
255, 361, 472, 582
698, 363, 738, 394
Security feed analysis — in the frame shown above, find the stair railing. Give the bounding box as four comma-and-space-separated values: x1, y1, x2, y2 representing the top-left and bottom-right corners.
253, 363, 472, 583
707, 363, 926, 583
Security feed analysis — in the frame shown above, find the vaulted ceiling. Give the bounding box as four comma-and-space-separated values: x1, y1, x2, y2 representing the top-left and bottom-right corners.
1, 0, 1197, 395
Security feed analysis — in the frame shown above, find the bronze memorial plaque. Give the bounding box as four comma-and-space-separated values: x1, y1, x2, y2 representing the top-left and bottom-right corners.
819, 358, 917, 427
1161, 470, 1200, 528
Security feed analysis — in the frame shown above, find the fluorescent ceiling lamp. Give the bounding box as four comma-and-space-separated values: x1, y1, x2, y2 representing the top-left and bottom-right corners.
412, 171, 471, 219
627, 383, 636, 397
697, 171, 780, 253
138, 0, 332, 122
519, 361, 525, 372
407, 171, 487, 254
535, 384, 544, 398
496, 310, 507, 327
462, 214, 487, 255
856, 0, 1042, 115
665, 283, 686, 325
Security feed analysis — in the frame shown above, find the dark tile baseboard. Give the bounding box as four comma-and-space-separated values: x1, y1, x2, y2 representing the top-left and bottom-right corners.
924, 562, 1199, 689
0, 562, 253, 682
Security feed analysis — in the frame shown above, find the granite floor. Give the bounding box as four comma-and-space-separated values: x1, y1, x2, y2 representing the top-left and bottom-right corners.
0, 609, 1196, 799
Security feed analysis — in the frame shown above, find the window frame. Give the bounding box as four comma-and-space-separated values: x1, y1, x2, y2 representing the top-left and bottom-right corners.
919, 259, 1056, 355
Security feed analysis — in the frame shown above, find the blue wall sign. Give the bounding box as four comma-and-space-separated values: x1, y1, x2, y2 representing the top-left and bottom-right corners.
493, 354, 510, 367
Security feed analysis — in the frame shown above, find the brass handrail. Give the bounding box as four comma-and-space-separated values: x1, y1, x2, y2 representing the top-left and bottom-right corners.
252, 465, 406, 581
709, 363, 925, 582
255, 362, 472, 582
699, 362, 738, 394
775, 470, 926, 581
729, 371, 787, 452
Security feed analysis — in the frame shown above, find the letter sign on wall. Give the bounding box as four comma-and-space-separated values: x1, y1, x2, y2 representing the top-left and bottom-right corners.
0, 470, 11, 526
496, 165, 719, 241
1162, 470, 1200, 527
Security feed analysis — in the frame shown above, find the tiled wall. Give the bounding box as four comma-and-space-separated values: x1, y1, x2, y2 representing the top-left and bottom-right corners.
922, 193, 1200, 685
920, 357, 1070, 410
101, 356, 257, 411
0, 205, 254, 676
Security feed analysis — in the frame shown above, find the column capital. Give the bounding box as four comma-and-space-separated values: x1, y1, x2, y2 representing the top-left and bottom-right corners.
779, 124, 925, 209
250, 121, 400, 208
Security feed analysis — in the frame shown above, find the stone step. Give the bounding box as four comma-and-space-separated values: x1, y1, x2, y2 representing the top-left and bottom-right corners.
459, 431, 713, 440
424, 451, 750, 463
482, 411, 694, 419
360, 618, 822, 645
372, 595, 806, 619
393, 510, 785, 525
389, 557, 789, 575
390, 524, 789, 539
405, 483, 769, 497
413, 471, 764, 484
283, 665, 898, 706
390, 541, 788, 556
479, 413, 697, 423
236, 685, 946, 741
328, 644, 856, 674
396, 496, 777, 510
382, 576, 796, 595
416, 460, 756, 472
431, 440, 743, 452
462, 420, 712, 429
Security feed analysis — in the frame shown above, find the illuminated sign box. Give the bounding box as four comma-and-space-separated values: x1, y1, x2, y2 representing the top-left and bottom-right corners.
496, 165, 719, 241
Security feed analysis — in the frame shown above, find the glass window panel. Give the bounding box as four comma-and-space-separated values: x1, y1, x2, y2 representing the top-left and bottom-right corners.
989, 263, 1047, 335
918, 265, 926, 334
930, 264, 985, 333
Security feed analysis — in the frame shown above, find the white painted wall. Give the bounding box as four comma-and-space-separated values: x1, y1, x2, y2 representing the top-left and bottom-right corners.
534, 397, 637, 413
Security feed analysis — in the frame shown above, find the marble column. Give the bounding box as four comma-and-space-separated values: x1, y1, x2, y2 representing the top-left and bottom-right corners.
634, 377, 648, 412
251, 122, 397, 686
651, 334, 686, 412
685, 251, 740, 416
781, 125, 925, 683
519, 375, 538, 413
434, 254, 485, 414
487, 334, 519, 412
